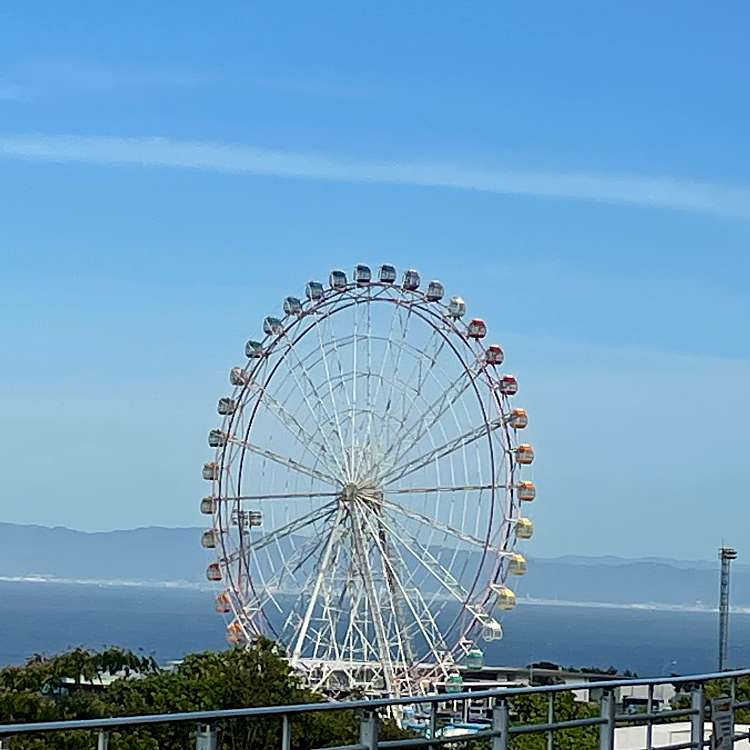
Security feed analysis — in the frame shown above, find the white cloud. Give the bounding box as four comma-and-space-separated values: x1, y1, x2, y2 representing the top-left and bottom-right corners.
1, 133, 749, 219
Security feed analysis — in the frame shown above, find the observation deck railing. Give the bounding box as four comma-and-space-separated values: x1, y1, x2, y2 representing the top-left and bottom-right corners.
1, 668, 749, 749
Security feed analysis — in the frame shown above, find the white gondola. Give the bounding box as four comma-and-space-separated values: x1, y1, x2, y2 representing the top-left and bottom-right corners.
491, 584, 516, 610
485, 344, 504, 366
508, 553, 527, 576
517, 481, 536, 501
482, 620, 503, 641
202, 462, 220, 480
467, 318, 487, 339
305, 281, 324, 301
283, 296, 303, 315
354, 264, 372, 285
206, 563, 222, 581
426, 280, 444, 301
245, 340, 263, 358
201, 529, 217, 549
200, 496, 217, 514
402, 269, 420, 291
208, 429, 227, 447
329, 270, 347, 290
516, 444, 535, 465
229, 367, 250, 386
379, 264, 397, 283
232, 508, 263, 528
263, 316, 283, 336
516, 517, 534, 539
447, 296, 466, 318
506, 408, 528, 429
217, 397, 236, 415
497, 374, 518, 396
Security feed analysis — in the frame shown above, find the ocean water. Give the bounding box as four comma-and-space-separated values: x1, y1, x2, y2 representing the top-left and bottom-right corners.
2, 580, 748, 676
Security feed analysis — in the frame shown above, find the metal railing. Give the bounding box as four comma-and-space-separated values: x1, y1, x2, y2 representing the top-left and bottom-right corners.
1, 668, 749, 749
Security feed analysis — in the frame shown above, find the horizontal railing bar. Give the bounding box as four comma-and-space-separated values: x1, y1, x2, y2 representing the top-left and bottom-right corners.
0, 668, 748, 737
734, 700, 750, 709
311, 744, 366, 750
379, 728, 498, 748
509, 716, 603, 734
614, 708, 697, 722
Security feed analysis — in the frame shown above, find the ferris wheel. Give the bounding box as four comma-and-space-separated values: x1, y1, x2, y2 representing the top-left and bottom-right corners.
200, 264, 536, 697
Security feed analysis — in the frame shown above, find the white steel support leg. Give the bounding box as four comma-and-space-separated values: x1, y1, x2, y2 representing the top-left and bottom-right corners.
351, 503, 398, 697
97, 731, 109, 750
291, 507, 344, 663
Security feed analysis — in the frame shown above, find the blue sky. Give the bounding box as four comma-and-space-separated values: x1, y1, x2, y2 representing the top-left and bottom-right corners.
1, 2, 748, 559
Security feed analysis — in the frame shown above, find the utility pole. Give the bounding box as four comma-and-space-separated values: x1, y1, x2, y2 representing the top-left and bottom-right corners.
718, 546, 737, 671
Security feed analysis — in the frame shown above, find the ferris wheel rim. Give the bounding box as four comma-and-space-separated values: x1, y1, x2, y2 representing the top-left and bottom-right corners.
204, 268, 533, 692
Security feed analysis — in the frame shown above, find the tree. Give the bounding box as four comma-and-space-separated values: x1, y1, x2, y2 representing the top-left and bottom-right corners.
0, 641, 410, 749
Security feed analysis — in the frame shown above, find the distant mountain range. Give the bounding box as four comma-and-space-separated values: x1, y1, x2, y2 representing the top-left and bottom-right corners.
1, 522, 743, 609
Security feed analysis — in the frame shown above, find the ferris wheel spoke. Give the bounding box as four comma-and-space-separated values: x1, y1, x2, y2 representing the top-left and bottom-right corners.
369, 303, 413, 470
249, 532, 331, 617
357, 297, 403, 479
379, 418, 501, 486
386, 482, 498, 495
244, 503, 338, 555
391, 326, 445, 443
356, 500, 447, 670
250, 382, 347, 478
352, 287, 374, 481
379, 496, 503, 553
279, 339, 350, 479
228, 437, 339, 486
359, 504, 473, 612
304, 317, 352, 479
223, 490, 340, 502
380, 367, 479, 469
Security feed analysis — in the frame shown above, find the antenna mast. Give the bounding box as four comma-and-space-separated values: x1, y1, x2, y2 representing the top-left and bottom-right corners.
718, 546, 737, 671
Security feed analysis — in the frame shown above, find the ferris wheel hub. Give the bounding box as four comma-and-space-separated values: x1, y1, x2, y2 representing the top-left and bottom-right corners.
341, 482, 359, 502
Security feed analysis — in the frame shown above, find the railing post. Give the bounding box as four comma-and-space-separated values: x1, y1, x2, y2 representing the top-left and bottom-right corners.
690, 685, 704, 750
428, 701, 438, 750
491, 699, 509, 750
281, 714, 291, 750
97, 730, 109, 750
646, 684, 654, 750
359, 710, 378, 750
599, 689, 615, 750
547, 693, 554, 750
196, 723, 218, 750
